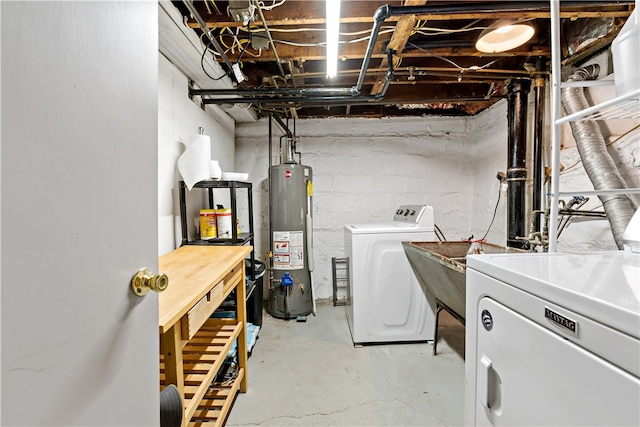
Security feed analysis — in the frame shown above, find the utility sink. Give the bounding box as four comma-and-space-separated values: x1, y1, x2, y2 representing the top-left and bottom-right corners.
402, 241, 524, 354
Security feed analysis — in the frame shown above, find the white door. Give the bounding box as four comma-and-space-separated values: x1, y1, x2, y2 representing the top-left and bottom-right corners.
2, 2, 159, 425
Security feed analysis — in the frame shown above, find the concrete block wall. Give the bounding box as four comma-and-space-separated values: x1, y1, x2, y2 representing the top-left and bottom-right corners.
236, 113, 502, 300
468, 100, 509, 245
236, 97, 639, 300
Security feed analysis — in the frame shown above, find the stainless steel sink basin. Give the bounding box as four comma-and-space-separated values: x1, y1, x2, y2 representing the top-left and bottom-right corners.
402, 241, 524, 354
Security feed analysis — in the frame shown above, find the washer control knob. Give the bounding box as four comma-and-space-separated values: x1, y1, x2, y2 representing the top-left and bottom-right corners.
410, 209, 416, 216
396, 209, 403, 215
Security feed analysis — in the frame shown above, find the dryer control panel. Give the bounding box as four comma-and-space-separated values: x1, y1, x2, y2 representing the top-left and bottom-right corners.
393, 204, 434, 227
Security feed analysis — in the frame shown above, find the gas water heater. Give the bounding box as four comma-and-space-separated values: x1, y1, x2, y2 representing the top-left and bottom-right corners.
269, 156, 314, 319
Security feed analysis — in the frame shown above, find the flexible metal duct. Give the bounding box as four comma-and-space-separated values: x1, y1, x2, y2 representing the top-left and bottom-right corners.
561, 65, 637, 249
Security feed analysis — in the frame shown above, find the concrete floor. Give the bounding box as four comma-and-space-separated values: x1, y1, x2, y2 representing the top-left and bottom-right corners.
227, 300, 466, 426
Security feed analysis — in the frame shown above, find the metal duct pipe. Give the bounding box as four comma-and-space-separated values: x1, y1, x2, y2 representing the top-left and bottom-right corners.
507, 79, 531, 248
561, 65, 637, 249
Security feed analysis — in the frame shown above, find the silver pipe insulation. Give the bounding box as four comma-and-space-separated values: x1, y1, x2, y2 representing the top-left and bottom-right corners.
560, 65, 638, 249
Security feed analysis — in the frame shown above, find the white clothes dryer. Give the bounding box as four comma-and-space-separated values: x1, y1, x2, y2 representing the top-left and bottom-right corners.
465, 250, 640, 426
344, 205, 436, 345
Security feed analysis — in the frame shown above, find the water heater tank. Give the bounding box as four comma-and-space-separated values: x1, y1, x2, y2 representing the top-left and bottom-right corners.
269, 163, 314, 318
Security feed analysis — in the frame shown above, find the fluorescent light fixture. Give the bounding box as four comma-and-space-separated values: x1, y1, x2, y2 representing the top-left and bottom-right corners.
476, 21, 535, 53
326, 0, 341, 78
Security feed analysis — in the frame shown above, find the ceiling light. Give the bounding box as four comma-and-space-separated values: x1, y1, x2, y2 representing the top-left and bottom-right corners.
326, 0, 341, 78
475, 21, 535, 53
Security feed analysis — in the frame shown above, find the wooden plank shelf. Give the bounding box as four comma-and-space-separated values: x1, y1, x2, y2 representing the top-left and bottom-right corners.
188, 369, 245, 427
159, 246, 250, 426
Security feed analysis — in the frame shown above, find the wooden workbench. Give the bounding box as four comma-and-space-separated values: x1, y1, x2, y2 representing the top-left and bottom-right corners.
159, 245, 252, 426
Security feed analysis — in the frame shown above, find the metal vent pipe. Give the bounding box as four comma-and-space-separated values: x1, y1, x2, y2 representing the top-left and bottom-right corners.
507, 79, 531, 248
561, 65, 637, 249
532, 58, 547, 234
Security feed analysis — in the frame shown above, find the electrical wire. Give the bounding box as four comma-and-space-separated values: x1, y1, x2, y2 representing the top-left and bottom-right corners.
434, 224, 447, 241
207, 19, 535, 59
406, 42, 502, 71
237, 25, 252, 62
208, 0, 221, 15
270, 32, 392, 47
480, 184, 502, 241
258, 0, 286, 11
412, 19, 534, 37
246, 25, 397, 35
200, 40, 229, 81
231, 25, 396, 48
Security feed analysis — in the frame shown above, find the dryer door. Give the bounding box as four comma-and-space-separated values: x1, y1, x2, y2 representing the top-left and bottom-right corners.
474, 297, 640, 426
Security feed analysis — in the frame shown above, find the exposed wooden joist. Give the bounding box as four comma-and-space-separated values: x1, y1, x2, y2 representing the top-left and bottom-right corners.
222, 43, 551, 62
191, 10, 633, 29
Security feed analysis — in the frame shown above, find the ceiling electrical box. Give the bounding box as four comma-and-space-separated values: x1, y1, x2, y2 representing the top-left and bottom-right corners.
228, 0, 255, 26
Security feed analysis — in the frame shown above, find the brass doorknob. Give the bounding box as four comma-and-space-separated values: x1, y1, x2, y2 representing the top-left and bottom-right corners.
131, 268, 169, 296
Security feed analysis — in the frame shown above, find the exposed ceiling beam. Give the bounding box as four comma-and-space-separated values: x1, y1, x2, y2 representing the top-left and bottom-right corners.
222, 43, 551, 62
191, 10, 633, 29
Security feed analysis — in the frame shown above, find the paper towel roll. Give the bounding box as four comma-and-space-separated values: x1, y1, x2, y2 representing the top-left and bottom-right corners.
178, 134, 211, 190
210, 160, 222, 179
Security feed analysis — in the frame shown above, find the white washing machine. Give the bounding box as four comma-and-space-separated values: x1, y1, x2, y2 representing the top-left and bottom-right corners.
465, 250, 640, 426
344, 204, 436, 345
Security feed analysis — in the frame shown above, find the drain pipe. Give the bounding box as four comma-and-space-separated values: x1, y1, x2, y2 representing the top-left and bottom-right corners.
532, 58, 547, 234
561, 65, 637, 249
506, 79, 531, 249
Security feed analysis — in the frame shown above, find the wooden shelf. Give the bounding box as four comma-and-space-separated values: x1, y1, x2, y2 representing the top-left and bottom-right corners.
159, 246, 251, 426
188, 368, 245, 427
161, 319, 243, 424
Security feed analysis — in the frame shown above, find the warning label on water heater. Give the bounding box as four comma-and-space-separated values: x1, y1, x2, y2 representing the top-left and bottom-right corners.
273, 231, 304, 270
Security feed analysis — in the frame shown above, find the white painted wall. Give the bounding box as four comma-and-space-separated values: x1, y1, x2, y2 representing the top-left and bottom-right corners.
237, 115, 492, 299
468, 100, 509, 246
157, 54, 236, 255
236, 88, 639, 300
